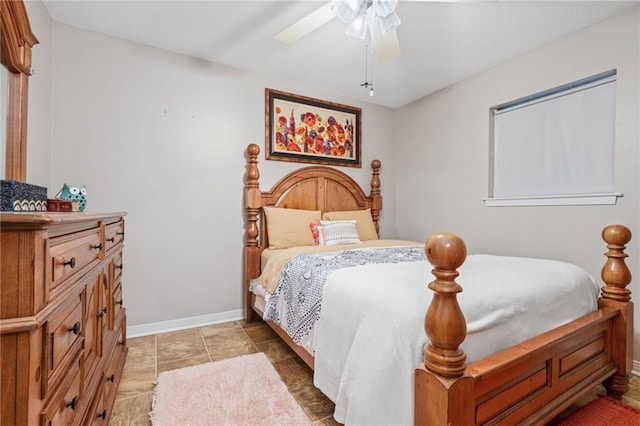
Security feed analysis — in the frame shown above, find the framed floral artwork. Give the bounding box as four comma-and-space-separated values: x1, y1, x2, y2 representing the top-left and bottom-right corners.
265, 88, 361, 168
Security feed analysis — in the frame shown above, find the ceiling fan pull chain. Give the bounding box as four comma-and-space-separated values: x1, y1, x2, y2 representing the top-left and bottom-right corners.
360, 42, 374, 96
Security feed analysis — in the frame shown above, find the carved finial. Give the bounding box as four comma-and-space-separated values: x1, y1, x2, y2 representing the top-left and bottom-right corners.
426, 232, 467, 272
247, 143, 260, 157
246, 144, 260, 189
601, 225, 632, 302
423, 232, 468, 378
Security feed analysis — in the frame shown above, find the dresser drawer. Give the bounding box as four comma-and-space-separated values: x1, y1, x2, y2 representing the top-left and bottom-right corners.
104, 221, 124, 252
102, 325, 126, 405
112, 281, 124, 324
40, 353, 83, 426
50, 228, 103, 290
83, 269, 106, 383
114, 311, 127, 349
87, 386, 109, 425
45, 296, 84, 395
112, 251, 123, 282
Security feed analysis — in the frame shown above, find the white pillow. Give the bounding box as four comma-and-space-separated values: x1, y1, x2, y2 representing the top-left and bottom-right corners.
320, 220, 361, 246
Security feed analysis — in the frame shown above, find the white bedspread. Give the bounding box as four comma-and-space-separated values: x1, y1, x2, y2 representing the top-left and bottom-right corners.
313, 254, 600, 425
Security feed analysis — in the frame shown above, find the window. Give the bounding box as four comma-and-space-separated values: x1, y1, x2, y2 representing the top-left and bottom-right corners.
486, 70, 621, 206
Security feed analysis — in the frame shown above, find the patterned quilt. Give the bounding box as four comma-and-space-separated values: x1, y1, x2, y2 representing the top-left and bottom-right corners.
263, 245, 425, 345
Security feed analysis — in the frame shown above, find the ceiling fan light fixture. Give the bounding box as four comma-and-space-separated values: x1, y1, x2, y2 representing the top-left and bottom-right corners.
346, 13, 368, 39
377, 11, 400, 34
371, 0, 398, 18
332, 0, 364, 24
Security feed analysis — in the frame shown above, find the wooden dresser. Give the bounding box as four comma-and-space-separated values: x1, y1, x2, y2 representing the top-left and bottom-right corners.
0, 212, 128, 425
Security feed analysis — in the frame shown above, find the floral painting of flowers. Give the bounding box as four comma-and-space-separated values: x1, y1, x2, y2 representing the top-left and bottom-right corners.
265, 88, 361, 168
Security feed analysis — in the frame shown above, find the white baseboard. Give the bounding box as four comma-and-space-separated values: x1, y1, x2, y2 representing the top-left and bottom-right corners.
126, 309, 244, 338
633, 360, 640, 376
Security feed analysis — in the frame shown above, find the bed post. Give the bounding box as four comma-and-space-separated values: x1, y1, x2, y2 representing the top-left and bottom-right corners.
244, 143, 262, 323
599, 224, 633, 399
415, 232, 474, 426
370, 159, 382, 234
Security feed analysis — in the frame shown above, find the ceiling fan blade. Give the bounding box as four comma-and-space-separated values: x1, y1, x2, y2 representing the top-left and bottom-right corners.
273, 2, 336, 44
367, 7, 401, 60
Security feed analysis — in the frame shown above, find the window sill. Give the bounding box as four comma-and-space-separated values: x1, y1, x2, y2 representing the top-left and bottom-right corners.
483, 193, 623, 207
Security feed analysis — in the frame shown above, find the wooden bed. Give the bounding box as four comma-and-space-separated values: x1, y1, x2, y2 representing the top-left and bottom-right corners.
243, 143, 633, 425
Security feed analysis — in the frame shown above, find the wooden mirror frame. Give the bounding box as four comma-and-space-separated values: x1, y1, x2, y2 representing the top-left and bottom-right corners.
1, 0, 38, 182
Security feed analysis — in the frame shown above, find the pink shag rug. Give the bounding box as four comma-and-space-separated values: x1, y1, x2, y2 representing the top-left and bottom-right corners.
150, 352, 311, 425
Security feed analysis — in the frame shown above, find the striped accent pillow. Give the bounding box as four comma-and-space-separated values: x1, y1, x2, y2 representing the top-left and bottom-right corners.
320, 220, 361, 246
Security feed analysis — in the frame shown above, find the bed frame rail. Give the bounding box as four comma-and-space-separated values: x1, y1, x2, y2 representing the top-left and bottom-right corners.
415, 225, 633, 425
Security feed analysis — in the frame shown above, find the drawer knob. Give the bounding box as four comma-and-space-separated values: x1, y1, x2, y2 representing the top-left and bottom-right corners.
116, 264, 124, 271
65, 396, 79, 410
116, 231, 124, 236
63, 257, 76, 268
106, 374, 115, 382
97, 409, 107, 419
67, 321, 81, 335
116, 299, 123, 306
97, 307, 107, 319
106, 236, 115, 243
91, 243, 103, 250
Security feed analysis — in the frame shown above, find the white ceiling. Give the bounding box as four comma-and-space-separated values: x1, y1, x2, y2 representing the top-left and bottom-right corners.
41, 0, 638, 109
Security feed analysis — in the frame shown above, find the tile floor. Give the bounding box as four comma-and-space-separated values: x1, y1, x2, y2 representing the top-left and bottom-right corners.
110, 320, 640, 425
110, 320, 337, 425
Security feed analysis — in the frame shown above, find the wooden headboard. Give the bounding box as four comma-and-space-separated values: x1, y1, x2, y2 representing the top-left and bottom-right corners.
243, 143, 382, 322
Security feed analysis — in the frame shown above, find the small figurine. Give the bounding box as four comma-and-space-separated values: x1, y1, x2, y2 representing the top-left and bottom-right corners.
56, 184, 87, 211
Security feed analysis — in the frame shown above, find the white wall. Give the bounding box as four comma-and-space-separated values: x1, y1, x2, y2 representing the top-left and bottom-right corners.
30, 20, 396, 328
393, 8, 640, 359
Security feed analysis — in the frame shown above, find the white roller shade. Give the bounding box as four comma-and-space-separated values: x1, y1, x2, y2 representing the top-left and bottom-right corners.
489, 72, 618, 206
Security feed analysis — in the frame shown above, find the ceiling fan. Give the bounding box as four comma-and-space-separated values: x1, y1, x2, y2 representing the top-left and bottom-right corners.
274, 0, 402, 60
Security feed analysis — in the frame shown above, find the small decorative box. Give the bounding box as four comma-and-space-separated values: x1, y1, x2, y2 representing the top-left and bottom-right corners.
46, 198, 73, 212
0, 180, 48, 212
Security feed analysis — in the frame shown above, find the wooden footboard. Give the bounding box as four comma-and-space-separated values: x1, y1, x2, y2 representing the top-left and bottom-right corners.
416, 225, 633, 425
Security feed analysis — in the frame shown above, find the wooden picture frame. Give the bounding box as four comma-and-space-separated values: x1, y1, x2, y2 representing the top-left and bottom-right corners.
265, 88, 362, 168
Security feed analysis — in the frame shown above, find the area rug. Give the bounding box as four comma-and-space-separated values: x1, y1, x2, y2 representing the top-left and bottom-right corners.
557, 394, 640, 425
150, 352, 311, 425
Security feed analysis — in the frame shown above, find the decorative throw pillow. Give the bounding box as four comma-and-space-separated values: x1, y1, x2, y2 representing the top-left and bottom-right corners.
322, 208, 378, 241
320, 220, 361, 246
310, 223, 325, 246
263, 207, 321, 249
